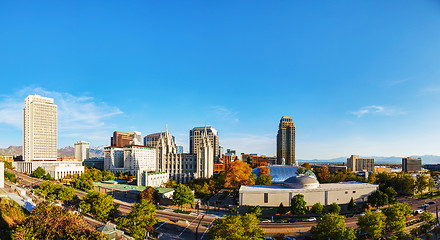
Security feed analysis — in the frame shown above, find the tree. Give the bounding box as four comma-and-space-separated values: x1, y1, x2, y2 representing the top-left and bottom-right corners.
258, 166, 270, 176
313, 165, 330, 183
420, 211, 434, 222
347, 197, 356, 211
311, 202, 324, 215
165, 179, 177, 188
12, 201, 105, 240
357, 209, 386, 239
4, 170, 17, 183
416, 174, 430, 197
36, 180, 75, 202
368, 190, 388, 208
426, 232, 433, 240
396, 231, 412, 240
32, 166, 46, 178
247, 206, 262, 216
328, 202, 341, 213
57, 185, 75, 202
310, 213, 356, 240
225, 160, 254, 188
384, 187, 398, 204
383, 203, 407, 233
137, 186, 160, 204
43, 173, 52, 180
277, 202, 287, 215
116, 199, 158, 240
80, 191, 117, 221
290, 194, 306, 215
208, 213, 264, 240
255, 174, 272, 185
172, 183, 194, 211
302, 162, 311, 170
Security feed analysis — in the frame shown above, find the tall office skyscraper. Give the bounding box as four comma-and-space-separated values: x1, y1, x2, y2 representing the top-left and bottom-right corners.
190, 126, 219, 161
23, 95, 57, 161
74, 141, 90, 161
276, 116, 296, 166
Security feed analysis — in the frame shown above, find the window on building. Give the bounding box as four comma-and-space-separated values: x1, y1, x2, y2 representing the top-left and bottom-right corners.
264, 193, 268, 203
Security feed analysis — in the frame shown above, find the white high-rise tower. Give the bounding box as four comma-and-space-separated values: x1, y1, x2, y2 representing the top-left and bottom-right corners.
23, 95, 57, 161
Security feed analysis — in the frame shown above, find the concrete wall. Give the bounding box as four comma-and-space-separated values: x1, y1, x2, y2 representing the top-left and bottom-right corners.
240, 184, 378, 207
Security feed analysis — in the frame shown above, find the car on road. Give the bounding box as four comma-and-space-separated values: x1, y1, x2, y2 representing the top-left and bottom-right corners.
421, 204, 429, 208
287, 219, 298, 223
305, 217, 316, 222
275, 219, 285, 223
414, 209, 424, 214
260, 219, 271, 223
429, 201, 436, 205
283, 237, 296, 240
264, 237, 275, 240
359, 212, 365, 216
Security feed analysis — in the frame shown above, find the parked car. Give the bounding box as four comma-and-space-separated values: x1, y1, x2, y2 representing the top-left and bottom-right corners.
429, 201, 436, 205
287, 219, 298, 223
275, 219, 285, 223
264, 237, 275, 240
421, 204, 429, 208
260, 219, 272, 223
305, 217, 316, 222
414, 209, 424, 214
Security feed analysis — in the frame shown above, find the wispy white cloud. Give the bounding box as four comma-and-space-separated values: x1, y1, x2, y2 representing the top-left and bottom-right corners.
210, 106, 239, 123
419, 86, 440, 95
350, 105, 405, 118
0, 87, 123, 144
382, 78, 412, 87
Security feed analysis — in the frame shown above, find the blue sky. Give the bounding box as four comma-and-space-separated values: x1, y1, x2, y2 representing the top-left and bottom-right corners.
1, 1, 440, 159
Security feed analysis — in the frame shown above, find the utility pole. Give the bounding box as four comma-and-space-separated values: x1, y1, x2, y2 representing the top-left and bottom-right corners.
195, 215, 205, 240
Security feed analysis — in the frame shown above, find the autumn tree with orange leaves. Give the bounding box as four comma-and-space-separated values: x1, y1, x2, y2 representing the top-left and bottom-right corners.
225, 160, 255, 188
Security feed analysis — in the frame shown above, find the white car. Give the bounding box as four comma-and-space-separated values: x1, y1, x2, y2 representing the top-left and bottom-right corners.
305, 217, 316, 222
260, 219, 272, 223
414, 209, 424, 214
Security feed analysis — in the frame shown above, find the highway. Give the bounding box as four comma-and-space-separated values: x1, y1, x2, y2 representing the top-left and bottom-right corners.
11, 170, 439, 239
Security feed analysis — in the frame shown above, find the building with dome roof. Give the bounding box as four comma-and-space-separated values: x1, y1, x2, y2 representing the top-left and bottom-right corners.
239, 172, 378, 207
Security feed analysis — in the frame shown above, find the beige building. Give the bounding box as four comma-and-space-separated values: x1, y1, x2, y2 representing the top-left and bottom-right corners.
74, 141, 90, 162
277, 116, 296, 166
104, 145, 156, 176
347, 155, 374, 172
13, 161, 84, 179
137, 171, 169, 187
23, 95, 57, 161
239, 175, 378, 207
157, 129, 214, 183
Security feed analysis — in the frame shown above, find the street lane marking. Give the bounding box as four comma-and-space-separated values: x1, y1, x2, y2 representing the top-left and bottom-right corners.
200, 219, 215, 240
178, 215, 200, 237
154, 222, 167, 231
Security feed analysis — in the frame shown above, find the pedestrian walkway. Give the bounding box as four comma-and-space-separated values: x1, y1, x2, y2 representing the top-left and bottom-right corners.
4, 192, 36, 212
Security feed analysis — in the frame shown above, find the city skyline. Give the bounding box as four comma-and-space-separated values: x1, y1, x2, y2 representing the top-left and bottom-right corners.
1, 1, 440, 159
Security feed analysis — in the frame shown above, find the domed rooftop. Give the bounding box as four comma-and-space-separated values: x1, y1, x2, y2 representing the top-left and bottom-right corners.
283, 175, 320, 189
252, 165, 317, 183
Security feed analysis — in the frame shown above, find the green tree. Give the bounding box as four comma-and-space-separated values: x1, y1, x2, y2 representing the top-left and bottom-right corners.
247, 205, 262, 216
255, 174, 272, 185
368, 190, 388, 208
277, 202, 287, 215
357, 209, 386, 239
328, 202, 341, 213
396, 231, 412, 240
208, 213, 264, 240
12, 201, 105, 240
4, 170, 17, 183
347, 197, 356, 211
58, 185, 75, 202
420, 211, 434, 222
416, 174, 430, 198
80, 191, 117, 221
310, 213, 356, 240
137, 186, 160, 204
311, 202, 324, 215
426, 232, 433, 240
165, 179, 177, 188
172, 184, 194, 211
410, 228, 422, 237
383, 203, 407, 233
116, 199, 158, 240
290, 194, 306, 215
384, 187, 398, 204
32, 166, 46, 178
43, 173, 52, 180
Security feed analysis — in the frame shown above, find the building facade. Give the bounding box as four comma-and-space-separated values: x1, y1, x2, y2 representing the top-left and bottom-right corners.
214, 154, 238, 174
190, 126, 219, 161
23, 95, 57, 161
402, 157, 422, 173
13, 161, 84, 180
104, 145, 156, 175
277, 116, 296, 166
137, 171, 169, 187
111, 131, 142, 148
84, 157, 104, 170
144, 132, 176, 148
347, 155, 374, 172
157, 129, 214, 183
74, 141, 90, 162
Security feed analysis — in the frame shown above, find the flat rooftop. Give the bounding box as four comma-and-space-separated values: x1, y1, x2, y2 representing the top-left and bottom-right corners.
240, 182, 378, 192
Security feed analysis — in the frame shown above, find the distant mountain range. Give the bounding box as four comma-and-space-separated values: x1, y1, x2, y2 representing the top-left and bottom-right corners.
298, 155, 440, 165
0, 145, 104, 158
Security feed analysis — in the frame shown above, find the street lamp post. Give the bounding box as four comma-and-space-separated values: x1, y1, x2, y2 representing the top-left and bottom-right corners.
195, 215, 205, 240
